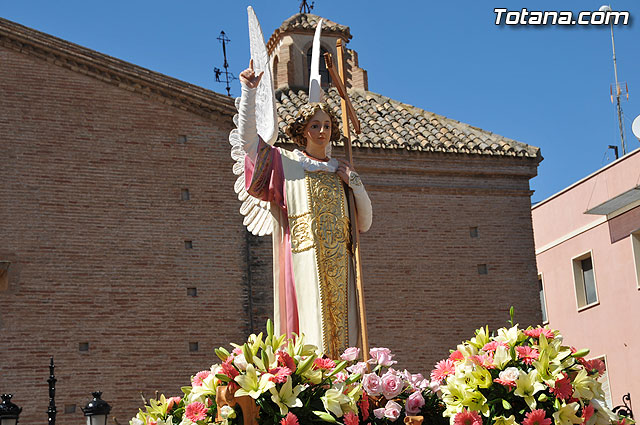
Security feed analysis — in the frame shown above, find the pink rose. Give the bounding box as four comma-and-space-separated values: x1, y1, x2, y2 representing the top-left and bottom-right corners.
498, 367, 520, 383
373, 408, 386, 419
381, 371, 404, 399
341, 347, 360, 361
369, 347, 397, 366
347, 362, 368, 375
405, 391, 425, 415
404, 370, 429, 391
362, 373, 383, 396
384, 400, 402, 421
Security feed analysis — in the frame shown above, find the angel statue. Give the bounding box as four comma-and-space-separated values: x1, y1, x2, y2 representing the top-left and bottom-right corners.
229, 7, 372, 359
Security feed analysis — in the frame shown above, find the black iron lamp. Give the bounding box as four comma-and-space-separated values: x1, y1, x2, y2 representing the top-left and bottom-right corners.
81, 392, 111, 425
0, 394, 22, 425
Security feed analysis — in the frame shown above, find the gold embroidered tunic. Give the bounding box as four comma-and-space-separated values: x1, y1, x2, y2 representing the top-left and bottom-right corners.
246, 143, 367, 358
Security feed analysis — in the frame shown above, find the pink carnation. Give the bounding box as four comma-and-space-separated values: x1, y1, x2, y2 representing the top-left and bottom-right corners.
381, 370, 404, 399
582, 404, 595, 423
523, 409, 552, 425
280, 412, 299, 425
185, 402, 208, 422
269, 366, 293, 383
405, 391, 425, 415
516, 346, 540, 365
482, 341, 509, 352
220, 362, 239, 380
581, 358, 606, 377
191, 370, 211, 387
277, 351, 296, 372
454, 409, 483, 425
232, 347, 243, 355
314, 357, 336, 370
344, 412, 359, 425
550, 373, 573, 400
493, 378, 517, 389
430, 359, 456, 383
334, 372, 348, 383
359, 392, 370, 421
470, 354, 495, 369
524, 327, 555, 339
449, 350, 465, 361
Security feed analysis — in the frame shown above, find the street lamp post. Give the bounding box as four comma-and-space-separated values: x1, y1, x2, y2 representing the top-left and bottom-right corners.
82, 392, 112, 425
0, 394, 22, 425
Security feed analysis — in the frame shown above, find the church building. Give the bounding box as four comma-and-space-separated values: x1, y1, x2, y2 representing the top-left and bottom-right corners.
0, 12, 542, 425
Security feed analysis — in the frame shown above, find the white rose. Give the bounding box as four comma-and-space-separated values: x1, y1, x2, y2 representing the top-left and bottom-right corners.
234, 353, 248, 371
220, 405, 236, 419
499, 367, 520, 382
130, 418, 144, 425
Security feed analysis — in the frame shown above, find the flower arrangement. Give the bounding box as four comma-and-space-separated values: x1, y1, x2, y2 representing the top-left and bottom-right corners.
130, 320, 446, 425
430, 310, 631, 425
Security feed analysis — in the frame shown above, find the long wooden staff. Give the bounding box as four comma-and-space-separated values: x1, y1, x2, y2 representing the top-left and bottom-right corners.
324, 40, 369, 363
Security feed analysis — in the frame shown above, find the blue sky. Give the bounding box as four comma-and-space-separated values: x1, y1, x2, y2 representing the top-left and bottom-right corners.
3, 1, 639, 203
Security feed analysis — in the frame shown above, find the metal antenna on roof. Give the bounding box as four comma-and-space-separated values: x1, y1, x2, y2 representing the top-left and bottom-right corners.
600, 5, 629, 156
299, 0, 314, 13
214, 31, 236, 96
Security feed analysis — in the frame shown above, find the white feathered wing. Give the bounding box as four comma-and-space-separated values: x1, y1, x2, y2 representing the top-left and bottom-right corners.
229, 6, 278, 236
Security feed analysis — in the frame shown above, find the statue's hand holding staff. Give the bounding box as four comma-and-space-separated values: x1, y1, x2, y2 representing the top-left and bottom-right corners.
336, 158, 357, 186
239, 59, 264, 89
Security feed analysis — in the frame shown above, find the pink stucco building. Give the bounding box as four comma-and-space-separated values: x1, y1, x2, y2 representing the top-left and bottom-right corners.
532, 147, 640, 410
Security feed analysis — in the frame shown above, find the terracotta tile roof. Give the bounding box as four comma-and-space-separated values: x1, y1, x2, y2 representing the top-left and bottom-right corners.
267, 13, 351, 53
275, 87, 541, 158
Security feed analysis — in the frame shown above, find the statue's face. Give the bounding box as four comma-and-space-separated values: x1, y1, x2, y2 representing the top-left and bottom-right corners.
303, 109, 331, 150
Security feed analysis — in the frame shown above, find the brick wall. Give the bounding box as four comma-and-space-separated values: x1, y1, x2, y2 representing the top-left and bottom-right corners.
0, 41, 540, 425
0, 44, 249, 424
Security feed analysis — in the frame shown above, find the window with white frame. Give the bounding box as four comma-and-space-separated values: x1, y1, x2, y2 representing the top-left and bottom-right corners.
537, 273, 548, 323
572, 251, 598, 309
632, 230, 640, 289
591, 355, 613, 407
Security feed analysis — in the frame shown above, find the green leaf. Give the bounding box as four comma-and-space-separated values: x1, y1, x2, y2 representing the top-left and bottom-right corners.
345, 373, 362, 385
326, 361, 348, 378
215, 373, 231, 383
502, 399, 512, 410
296, 354, 317, 375
313, 411, 338, 423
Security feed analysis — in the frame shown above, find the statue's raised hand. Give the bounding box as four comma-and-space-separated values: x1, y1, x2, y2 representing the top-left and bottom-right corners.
239, 59, 264, 89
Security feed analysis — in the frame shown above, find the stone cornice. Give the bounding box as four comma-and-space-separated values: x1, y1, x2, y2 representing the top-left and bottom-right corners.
0, 17, 236, 119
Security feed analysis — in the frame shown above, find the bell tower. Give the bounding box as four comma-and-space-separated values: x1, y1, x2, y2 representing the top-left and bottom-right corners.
266, 13, 368, 92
